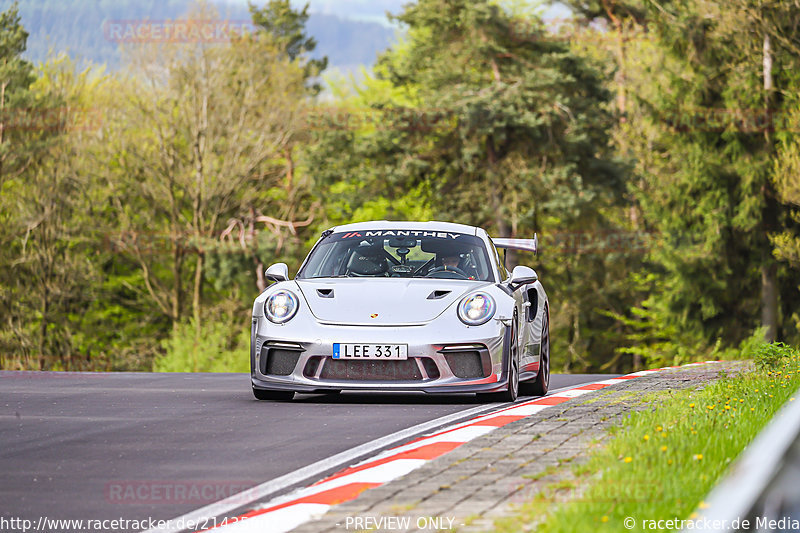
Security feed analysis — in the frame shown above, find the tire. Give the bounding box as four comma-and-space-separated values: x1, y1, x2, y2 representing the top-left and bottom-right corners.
522, 307, 549, 397
483, 316, 519, 403
252, 387, 294, 401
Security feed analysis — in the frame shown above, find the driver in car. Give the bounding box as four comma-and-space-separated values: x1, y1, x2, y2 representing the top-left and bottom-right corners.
435, 252, 476, 280
440, 253, 460, 270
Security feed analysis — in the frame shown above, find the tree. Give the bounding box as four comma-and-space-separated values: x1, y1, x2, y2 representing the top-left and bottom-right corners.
379, 0, 623, 240
249, 0, 328, 94
0, 2, 36, 184
103, 2, 314, 335
0, 53, 113, 370
555, 0, 650, 117
306, 0, 629, 370
610, 0, 800, 352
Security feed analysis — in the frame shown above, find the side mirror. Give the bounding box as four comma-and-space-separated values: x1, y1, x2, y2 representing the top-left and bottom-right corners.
265, 263, 289, 283
509, 265, 538, 291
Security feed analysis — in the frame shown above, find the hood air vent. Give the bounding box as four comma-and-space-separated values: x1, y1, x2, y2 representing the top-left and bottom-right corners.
427, 290, 451, 300
316, 288, 334, 298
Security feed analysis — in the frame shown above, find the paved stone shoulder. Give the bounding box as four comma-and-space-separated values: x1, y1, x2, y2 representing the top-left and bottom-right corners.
293, 363, 744, 533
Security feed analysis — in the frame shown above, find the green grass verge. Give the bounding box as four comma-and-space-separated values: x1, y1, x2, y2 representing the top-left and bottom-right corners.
153, 319, 249, 373
493, 344, 800, 533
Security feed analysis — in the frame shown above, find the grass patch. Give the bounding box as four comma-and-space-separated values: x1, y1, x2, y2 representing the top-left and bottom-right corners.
579, 390, 615, 405
522, 465, 557, 481
389, 503, 416, 513
494, 343, 800, 533
153, 318, 248, 372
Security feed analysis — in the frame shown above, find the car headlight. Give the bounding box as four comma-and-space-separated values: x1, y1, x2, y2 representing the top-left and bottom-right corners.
457, 292, 495, 326
264, 290, 298, 324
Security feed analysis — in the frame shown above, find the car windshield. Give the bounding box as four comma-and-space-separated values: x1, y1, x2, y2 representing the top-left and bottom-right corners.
297, 230, 495, 281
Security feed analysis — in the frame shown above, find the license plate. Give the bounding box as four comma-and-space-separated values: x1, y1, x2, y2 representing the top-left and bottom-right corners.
333, 343, 408, 360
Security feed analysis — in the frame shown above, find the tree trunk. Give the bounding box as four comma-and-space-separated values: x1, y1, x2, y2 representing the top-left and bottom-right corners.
487, 137, 516, 270
39, 293, 48, 370
0, 82, 5, 181
171, 244, 184, 331
761, 263, 778, 342
248, 207, 268, 292
600, 0, 626, 117
284, 148, 294, 189
761, 32, 779, 342
193, 252, 204, 338
614, 19, 627, 117
255, 259, 267, 293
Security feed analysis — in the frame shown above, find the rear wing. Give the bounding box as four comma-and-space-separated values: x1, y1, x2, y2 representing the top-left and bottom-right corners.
493, 234, 538, 256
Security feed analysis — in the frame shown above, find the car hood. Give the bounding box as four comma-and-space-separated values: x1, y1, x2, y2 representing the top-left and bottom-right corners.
295, 278, 493, 326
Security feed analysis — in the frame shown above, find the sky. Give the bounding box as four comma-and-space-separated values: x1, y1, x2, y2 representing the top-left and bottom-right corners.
224, 0, 571, 26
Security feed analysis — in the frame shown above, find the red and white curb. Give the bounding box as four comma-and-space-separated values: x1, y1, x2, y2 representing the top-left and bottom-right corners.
208, 362, 720, 532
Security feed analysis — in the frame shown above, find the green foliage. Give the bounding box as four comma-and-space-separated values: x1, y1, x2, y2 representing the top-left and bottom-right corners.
557, 0, 649, 25
250, 0, 315, 61
306, 0, 633, 372
250, 0, 328, 94
154, 319, 248, 373
1, 1, 318, 370
752, 341, 799, 372
4, 0, 800, 373
605, 271, 773, 369
627, 0, 800, 344
0, 1, 37, 184
0, 16, 118, 370
569, 0, 800, 365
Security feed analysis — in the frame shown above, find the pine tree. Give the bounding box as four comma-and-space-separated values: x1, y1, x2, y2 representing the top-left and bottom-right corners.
372, 0, 624, 241
306, 0, 630, 370
249, 0, 328, 94
0, 2, 36, 184
622, 0, 800, 346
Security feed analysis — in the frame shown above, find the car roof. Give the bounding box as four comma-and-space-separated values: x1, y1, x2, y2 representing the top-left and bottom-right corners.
330, 220, 479, 236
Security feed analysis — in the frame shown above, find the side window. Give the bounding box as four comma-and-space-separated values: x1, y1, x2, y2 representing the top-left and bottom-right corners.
488, 239, 508, 281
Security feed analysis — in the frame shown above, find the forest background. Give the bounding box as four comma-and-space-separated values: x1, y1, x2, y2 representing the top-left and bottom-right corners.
2, 0, 800, 374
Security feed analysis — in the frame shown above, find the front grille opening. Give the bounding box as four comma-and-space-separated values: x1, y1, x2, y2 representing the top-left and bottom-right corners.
420, 357, 440, 379
303, 356, 323, 378
320, 359, 423, 381
444, 351, 487, 379
260, 347, 302, 376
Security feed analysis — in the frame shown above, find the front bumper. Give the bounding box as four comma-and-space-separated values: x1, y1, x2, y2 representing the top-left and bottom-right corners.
250, 316, 509, 394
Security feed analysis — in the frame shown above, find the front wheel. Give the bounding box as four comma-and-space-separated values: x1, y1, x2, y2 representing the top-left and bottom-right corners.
483, 317, 519, 402
521, 307, 549, 397
252, 387, 294, 401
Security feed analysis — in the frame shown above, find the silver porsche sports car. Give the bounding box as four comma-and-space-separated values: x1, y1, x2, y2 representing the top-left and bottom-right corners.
250, 221, 550, 402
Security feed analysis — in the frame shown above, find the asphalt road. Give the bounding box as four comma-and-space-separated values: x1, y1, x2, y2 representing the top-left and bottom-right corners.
0, 372, 612, 529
